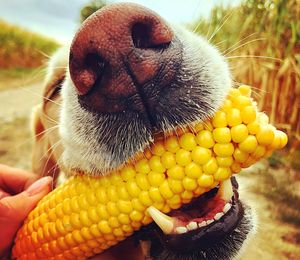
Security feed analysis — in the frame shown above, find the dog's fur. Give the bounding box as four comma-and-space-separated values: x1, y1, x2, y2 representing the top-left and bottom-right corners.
31, 4, 255, 259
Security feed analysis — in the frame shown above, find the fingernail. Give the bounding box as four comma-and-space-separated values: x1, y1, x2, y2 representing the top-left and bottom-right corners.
26, 177, 52, 196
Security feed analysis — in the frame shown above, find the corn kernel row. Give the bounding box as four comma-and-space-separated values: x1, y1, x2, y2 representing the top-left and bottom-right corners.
13, 85, 287, 259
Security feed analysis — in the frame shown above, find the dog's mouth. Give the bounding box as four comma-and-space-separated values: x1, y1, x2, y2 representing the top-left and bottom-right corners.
138, 177, 243, 254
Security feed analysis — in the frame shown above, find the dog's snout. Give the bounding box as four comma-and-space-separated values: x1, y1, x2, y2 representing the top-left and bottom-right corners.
69, 3, 181, 115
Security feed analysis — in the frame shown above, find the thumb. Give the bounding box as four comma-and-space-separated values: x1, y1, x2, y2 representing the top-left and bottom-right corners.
0, 177, 52, 255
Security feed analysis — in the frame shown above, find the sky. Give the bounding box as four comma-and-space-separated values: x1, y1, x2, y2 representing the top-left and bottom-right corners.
0, 0, 241, 43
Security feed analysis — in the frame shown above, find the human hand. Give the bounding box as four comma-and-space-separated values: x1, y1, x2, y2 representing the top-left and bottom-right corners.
0, 164, 52, 257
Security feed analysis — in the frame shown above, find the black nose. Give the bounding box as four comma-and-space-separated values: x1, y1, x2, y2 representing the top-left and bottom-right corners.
69, 3, 182, 117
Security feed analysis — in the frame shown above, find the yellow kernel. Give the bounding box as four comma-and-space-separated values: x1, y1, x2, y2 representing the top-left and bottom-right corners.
135, 159, 151, 174
77, 196, 89, 210
233, 148, 249, 163
139, 191, 153, 207
167, 165, 184, 179
277, 130, 288, 148
238, 85, 251, 96
118, 214, 130, 225
179, 133, 197, 151
70, 197, 80, 212
231, 162, 242, 173
231, 124, 249, 143
182, 177, 198, 191
117, 201, 133, 214
98, 221, 112, 234
148, 172, 165, 186
113, 228, 124, 237
161, 152, 176, 169
185, 162, 202, 178
241, 106, 256, 124
106, 202, 119, 216
107, 186, 118, 202
256, 125, 275, 145
167, 194, 181, 206
118, 186, 130, 200
175, 149, 191, 166
252, 145, 266, 158
247, 121, 260, 134
130, 211, 144, 222
194, 122, 204, 132
159, 180, 174, 199
126, 180, 141, 197
233, 95, 251, 109
239, 135, 258, 153
149, 187, 163, 202
152, 141, 165, 156
165, 136, 180, 153
96, 205, 109, 220
196, 130, 215, 148
213, 143, 234, 156
212, 111, 227, 127
149, 156, 165, 173
109, 172, 123, 186
202, 158, 218, 175
214, 167, 231, 181
221, 99, 233, 112
70, 213, 81, 229
132, 198, 146, 211
191, 146, 211, 164
227, 108, 242, 126
229, 88, 241, 98
198, 174, 214, 187
120, 166, 135, 181
72, 230, 85, 244
79, 211, 92, 226
241, 156, 257, 168
96, 188, 108, 204
181, 190, 193, 201
136, 173, 150, 190
213, 127, 231, 143
168, 179, 184, 194
216, 156, 233, 167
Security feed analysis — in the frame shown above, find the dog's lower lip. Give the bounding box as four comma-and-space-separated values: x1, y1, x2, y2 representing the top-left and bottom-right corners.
139, 178, 243, 253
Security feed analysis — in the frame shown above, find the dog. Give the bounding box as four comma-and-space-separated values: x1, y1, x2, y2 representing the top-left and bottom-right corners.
31, 3, 256, 259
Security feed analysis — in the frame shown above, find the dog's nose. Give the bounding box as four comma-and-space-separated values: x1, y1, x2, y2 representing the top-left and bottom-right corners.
69, 3, 181, 115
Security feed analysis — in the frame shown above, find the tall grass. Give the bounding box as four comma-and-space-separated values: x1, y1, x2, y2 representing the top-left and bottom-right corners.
0, 20, 59, 69
192, 0, 300, 143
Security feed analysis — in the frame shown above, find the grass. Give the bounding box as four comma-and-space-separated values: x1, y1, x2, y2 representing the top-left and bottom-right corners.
0, 20, 59, 69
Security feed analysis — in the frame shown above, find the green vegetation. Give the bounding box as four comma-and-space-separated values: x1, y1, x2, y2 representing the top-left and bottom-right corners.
80, 0, 106, 22
0, 20, 59, 69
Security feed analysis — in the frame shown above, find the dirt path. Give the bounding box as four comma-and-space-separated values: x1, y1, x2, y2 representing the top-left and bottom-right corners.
0, 82, 43, 121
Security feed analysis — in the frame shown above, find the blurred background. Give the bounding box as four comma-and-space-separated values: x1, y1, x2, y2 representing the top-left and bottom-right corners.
0, 0, 299, 258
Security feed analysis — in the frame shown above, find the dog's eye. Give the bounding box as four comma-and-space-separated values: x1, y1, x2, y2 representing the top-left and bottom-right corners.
44, 77, 65, 103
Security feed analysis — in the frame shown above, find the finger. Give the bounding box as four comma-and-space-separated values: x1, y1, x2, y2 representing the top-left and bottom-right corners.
0, 189, 10, 199
0, 177, 52, 254
0, 164, 39, 194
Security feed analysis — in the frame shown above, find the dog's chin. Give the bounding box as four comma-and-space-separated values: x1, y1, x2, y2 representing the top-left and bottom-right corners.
59, 25, 231, 176
136, 178, 256, 260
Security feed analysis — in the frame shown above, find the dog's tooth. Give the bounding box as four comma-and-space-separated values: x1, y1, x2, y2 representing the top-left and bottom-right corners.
217, 179, 233, 201
214, 212, 224, 221
206, 219, 214, 225
187, 222, 198, 231
175, 226, 188, 234
223, 203, 232, 213
198, 221, 207, 228
147, 206, 174, 234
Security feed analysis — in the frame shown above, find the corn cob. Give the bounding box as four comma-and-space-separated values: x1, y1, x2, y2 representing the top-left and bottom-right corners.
13, 85, 287, 259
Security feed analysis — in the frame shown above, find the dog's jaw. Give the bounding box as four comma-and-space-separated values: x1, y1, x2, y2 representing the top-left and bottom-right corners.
59, 24, 232, 176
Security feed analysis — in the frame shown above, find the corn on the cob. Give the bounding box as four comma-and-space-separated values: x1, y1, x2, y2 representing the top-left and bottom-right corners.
13, 85, 287, 259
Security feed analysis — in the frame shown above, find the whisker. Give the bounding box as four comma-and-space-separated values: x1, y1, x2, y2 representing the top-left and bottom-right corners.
17, 85, 62, 107
208, 9, 235, 43
224, 38, 266, 56
222, 32, 259, 54
226, 55, 282, 62
41, 140, 61, 176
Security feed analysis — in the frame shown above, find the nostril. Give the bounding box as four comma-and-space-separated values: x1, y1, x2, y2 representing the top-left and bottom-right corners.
71, 52, 106, 95
132, 22, 171, 49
